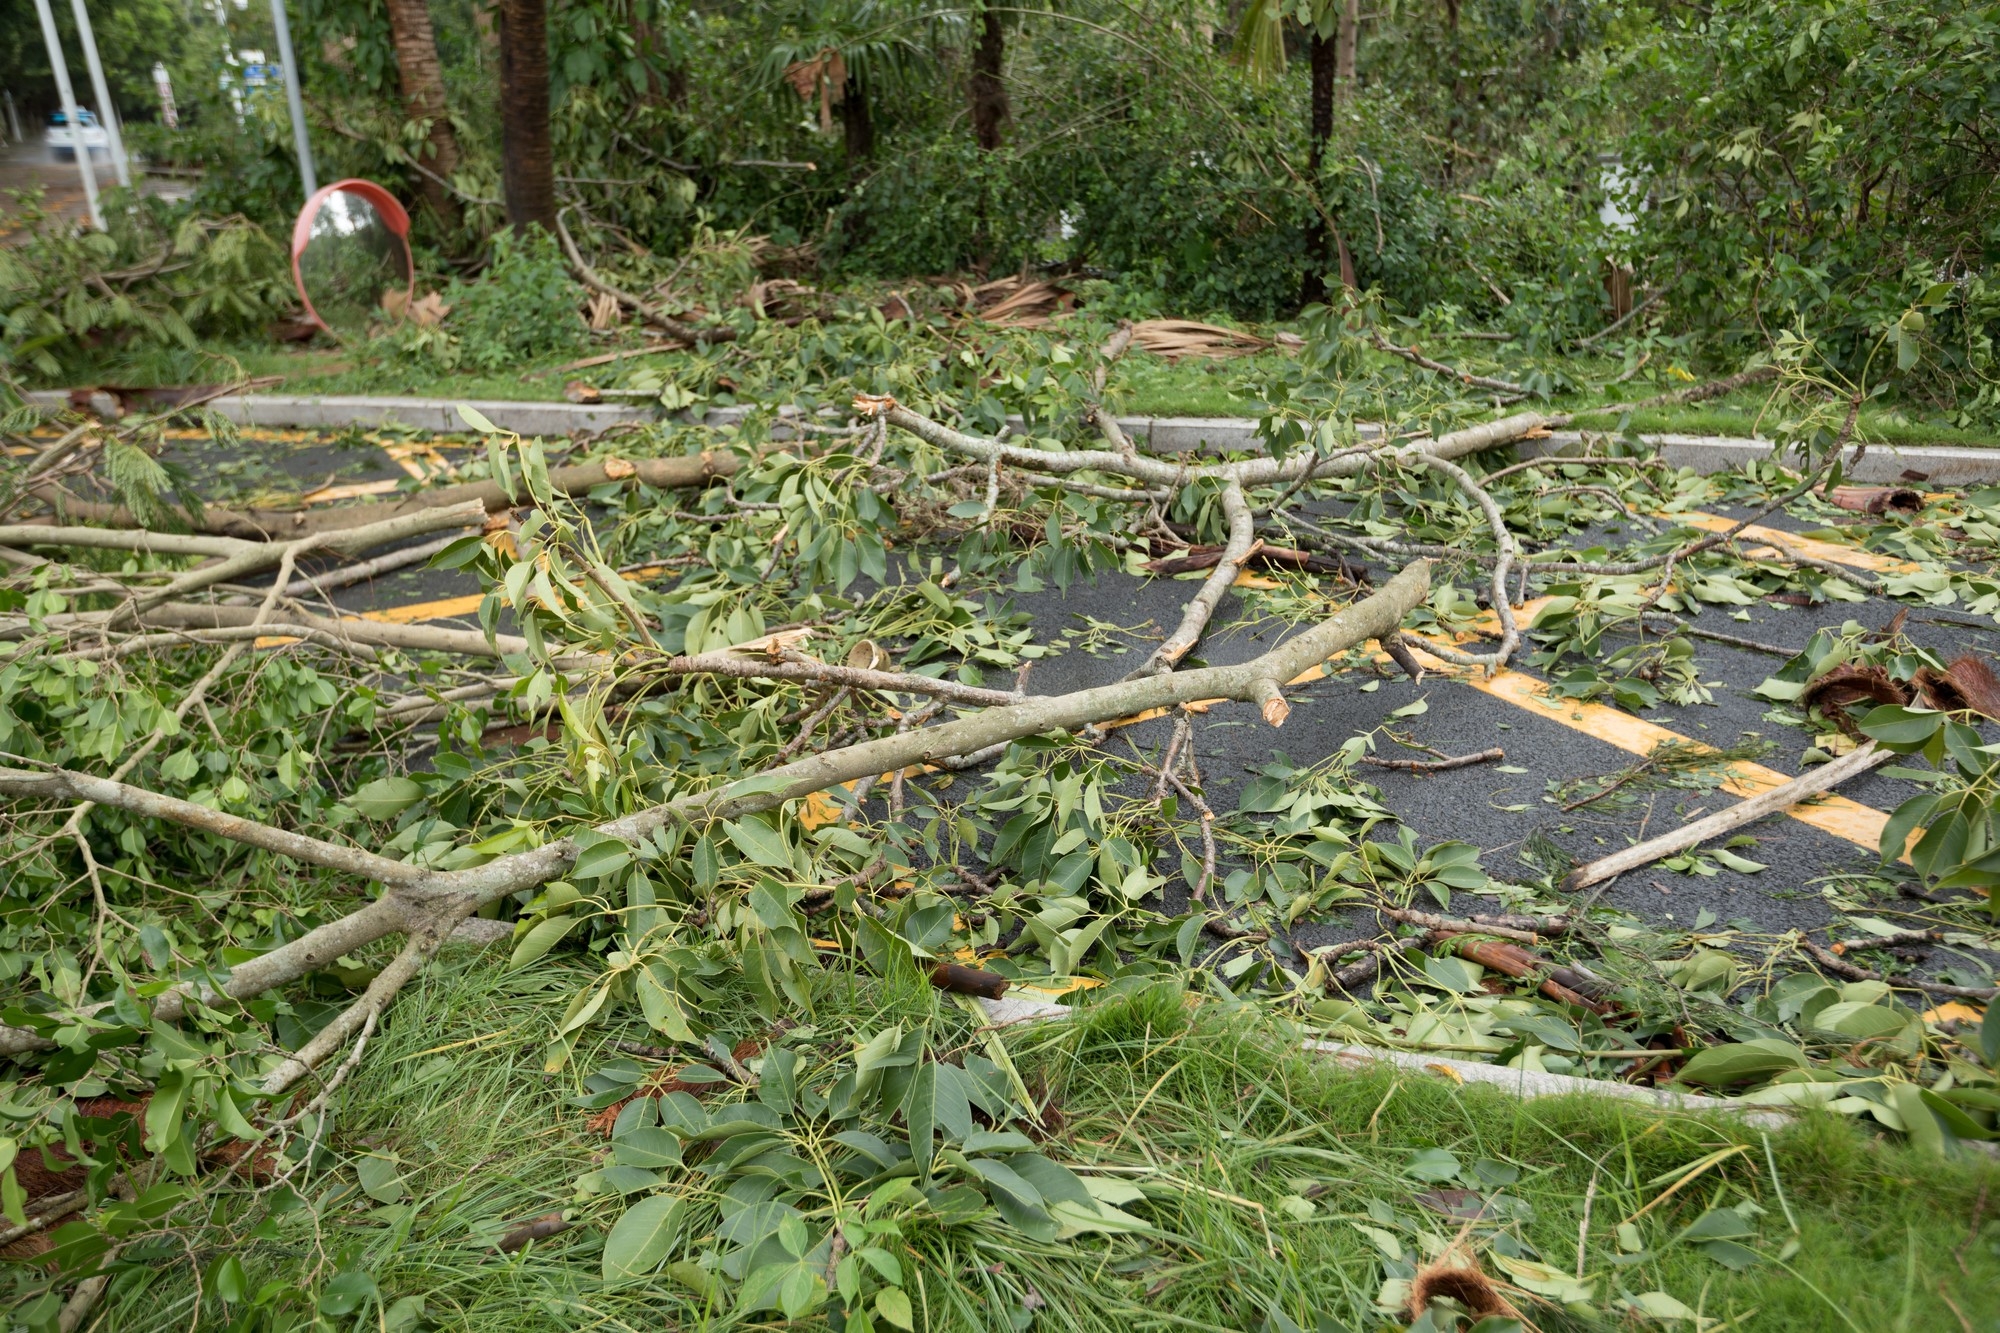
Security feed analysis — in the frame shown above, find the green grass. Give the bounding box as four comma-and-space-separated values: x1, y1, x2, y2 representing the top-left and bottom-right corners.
80, 963, 2000, 1332
27, 319, 2000, 447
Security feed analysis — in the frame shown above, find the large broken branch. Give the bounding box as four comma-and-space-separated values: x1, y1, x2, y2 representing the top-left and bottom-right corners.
0, 560, 1434, 1073
31, 452, 740, 539
1126, 478, 1253, 679
876, 399, 1555, 492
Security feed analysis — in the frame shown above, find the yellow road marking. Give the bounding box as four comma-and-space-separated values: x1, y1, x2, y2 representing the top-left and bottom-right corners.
360, 594, 487, 624
1669, 510, 1920, 575
1460, 662, 1899, 856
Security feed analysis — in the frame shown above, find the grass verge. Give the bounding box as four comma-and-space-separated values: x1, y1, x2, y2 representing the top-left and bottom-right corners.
77, 960, 2000, 1332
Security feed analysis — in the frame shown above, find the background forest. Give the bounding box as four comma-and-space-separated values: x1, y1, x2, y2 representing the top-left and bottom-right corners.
3, 0, 1999, 422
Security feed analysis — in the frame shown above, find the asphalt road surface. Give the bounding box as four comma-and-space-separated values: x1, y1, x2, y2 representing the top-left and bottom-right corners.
136, 421, 2000, 984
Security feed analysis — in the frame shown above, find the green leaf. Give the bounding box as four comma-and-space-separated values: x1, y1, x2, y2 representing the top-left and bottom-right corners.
602, 1195, 685, 1282
350, 776, 426, 820
571, 839, 632, 880
1389, 697, 1429, 718
876, 1286, 915, 1330
1675, 1039, 1809, 1087
318, 1272, 380, 1318
611, 1127, 684, 1169
143, 1069, 188, 1153
355, 1155, 406, 1203
904, 1063, 938, 1176
456, 404, 503, 435
724, 817, 795, 870
1981, 1002, 2000, 1070
1403, 1147, 1461, 1182
1709, 847, 1766, 874
509, 916, 578, 969
1855, 705, 1945, 750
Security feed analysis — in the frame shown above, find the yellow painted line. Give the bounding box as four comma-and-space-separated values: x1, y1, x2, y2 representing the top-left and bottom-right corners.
360, 594, 486, 624
1460, 662, 1900, 857
1669, 510, 1920, 575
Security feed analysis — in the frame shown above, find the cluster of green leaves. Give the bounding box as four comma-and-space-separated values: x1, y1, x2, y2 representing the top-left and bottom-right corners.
576, 1016, 1145, 1324
1617, 0, 2000, 417
406, 228, 590, 373
0, 194, 293, 378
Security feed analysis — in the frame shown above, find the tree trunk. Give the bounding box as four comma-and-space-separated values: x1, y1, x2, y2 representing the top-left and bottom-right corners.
842, 76, 874, 162
1335, 0, 1359, 96
384, 0, 463, 227
969, 8, 1009, 151
633, 4, 689, 109
1443, 0, 1463, 185
497, 0, 558, 233
1301, 31, 1337, 306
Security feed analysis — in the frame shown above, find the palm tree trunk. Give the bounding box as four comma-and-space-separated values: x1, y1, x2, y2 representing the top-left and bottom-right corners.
842, 76, 874, 162
497, 0, 557, 232
969, 8, 1009, 151
384, 0, 463, 227
1301, 31, 1337, 306
1335, 0, 1359, 96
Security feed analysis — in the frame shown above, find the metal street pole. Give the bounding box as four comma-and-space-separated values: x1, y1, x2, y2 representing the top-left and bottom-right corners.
68, 0, 132, 189
266, 0, 317, 201
31, 0, 103, 229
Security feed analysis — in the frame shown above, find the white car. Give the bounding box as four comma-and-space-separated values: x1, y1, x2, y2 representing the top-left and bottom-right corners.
46, 110, 111, 160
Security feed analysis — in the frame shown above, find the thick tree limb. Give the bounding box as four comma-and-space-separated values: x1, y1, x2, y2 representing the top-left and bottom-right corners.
0, 560, 1434, 1061
875, 400, 1555, 491
1560, 742, 1892, 894
1126, 478, 1254, 680
31, 454, 739, 538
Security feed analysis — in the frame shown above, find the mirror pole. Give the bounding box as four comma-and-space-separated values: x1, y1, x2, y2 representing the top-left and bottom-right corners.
30, 0, 103, 230
67, 0, 132, 190
268, 0, 318, 202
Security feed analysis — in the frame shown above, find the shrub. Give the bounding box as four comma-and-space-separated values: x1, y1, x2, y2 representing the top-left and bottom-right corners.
442, 227, 588, 371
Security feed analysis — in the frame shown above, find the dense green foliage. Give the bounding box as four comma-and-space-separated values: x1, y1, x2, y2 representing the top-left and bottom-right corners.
6, 0, 2000, 416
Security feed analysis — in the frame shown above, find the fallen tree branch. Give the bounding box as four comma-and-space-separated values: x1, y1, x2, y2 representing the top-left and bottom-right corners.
32, 453, 739, 538
1439, 936, 1614, 1012
0, 560, 1435, 1063
1361, 747, 1504, 774
656, 649, 1023, 707
1367, 331, 1530, 399
1127, 479, 1254, 679
555, 209, 736, 347
874, 398, 1558, 493
1560, 741, 1893, 895
1797, 940, 1995, 1001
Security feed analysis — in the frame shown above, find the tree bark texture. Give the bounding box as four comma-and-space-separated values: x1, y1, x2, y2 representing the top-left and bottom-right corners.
1335, 0, 1359, 94
969, 8, 1009, 151
384, 0, 464, 227
1301, 30, 1338, 307
843, 76, 874, 162
497, 0, 558, 233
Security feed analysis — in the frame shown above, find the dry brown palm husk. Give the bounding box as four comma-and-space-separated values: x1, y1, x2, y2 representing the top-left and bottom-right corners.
1129, 318, 1305, 361
1408, 1245, 1529, 1328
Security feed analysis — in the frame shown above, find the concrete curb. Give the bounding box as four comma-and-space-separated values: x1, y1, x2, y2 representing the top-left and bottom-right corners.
24, 391, 2000, 483
974, 996, 1790, 1126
